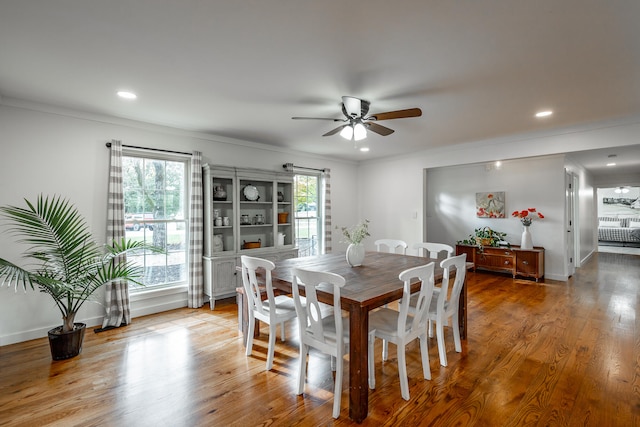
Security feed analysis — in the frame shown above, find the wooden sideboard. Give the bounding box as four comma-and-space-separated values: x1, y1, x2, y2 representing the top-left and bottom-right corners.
456, 244, 545, 282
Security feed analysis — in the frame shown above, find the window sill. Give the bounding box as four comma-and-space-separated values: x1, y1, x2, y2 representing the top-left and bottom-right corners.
130, 284, 188, 302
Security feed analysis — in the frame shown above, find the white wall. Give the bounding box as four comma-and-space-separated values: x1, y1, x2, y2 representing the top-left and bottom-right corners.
0, 104, 360, 345
423, 156, 566, 280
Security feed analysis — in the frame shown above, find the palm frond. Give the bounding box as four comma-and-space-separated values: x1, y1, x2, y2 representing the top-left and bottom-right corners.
0, 194, 160, 328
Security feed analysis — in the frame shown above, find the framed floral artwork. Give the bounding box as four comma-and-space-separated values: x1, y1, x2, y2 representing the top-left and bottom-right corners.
476, 192, 505, 218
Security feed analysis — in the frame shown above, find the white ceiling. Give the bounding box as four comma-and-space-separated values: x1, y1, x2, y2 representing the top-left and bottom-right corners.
2, 1, 640, 168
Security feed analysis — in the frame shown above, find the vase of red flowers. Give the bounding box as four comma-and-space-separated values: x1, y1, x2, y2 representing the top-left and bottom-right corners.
512, 208, 544, 249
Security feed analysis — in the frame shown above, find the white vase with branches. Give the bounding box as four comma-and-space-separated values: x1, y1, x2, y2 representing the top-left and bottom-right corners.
339, 219, 370, 267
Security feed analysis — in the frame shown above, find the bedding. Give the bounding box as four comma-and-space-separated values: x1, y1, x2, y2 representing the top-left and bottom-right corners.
598, 216, 640, 244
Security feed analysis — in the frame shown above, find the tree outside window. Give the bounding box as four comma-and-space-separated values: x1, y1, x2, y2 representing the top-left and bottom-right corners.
294, 174, 320, 256
122, 155, 188, 288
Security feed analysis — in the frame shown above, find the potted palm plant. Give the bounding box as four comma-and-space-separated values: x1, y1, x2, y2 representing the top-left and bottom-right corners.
0, 195, 153, 360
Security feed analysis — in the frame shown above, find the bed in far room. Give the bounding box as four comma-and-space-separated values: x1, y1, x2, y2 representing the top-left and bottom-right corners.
598, 216, 640, 246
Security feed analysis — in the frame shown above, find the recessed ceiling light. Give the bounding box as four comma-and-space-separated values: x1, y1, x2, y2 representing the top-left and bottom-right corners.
117, 91, 137, 100
359, 147, 370, 152
606, 163, 616, 167
535, 110, 553, 118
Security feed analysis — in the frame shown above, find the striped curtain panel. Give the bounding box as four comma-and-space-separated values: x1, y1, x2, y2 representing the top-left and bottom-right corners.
323, 168, 332, 253
188, 151, 204, 307
102, 140, 130, 329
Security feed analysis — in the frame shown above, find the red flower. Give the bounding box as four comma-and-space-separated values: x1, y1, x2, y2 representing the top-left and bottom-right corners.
512, 207, 545, 225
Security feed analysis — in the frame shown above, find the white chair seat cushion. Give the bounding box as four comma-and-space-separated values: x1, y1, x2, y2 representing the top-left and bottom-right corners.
305, 314, 349, 345
369, 308, 415, 337
261, 295, 298, 317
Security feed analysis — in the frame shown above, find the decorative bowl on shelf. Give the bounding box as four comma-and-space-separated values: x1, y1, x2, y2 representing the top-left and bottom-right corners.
242, 239, 261, 249
278, 212, 289, 224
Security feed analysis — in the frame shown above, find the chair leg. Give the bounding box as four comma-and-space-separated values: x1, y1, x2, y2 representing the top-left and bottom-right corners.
397, 342, 409, 401
297, 344, 308, 395
452, 314, 462, 352
266, 323, 277, 370
436, 318, 448, 367
332, 354, 343, 419
419, 334, 431, 380
382, 340, 388, 361
245, 312, 255, 357
331, 355, 336, 371
280, 321, 286, 341
368, 330, 376, 389
428, 319, 433, 338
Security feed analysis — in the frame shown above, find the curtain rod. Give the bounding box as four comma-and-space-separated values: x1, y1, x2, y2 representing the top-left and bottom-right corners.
283, 163, 327, 173
105, 142, 191, 156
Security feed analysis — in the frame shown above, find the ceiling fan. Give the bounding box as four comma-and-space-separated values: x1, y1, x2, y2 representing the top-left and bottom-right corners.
292, 96, 422, 141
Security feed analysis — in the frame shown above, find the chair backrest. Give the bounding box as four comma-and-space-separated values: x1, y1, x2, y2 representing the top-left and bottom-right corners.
436, 254, 467, 317
241, 255, 277, 318
397, 262, 435, 336
291, 268, 346, 356
375, 239, 408, 255
414, 242, 454, 259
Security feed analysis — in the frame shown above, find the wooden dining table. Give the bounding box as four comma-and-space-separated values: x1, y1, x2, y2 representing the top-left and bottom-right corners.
270, 251, 472, 423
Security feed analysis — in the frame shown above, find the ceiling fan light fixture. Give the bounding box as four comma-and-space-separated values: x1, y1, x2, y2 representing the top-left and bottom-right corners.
340, 125, 354, 140
353, 122, 367, 141
614, 186, 629, 194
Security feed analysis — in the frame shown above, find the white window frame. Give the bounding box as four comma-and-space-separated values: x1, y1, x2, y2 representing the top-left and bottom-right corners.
122, 150, 190, 291
294, 172, 324, 256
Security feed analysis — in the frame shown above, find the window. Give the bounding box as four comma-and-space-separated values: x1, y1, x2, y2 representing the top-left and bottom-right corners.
122, 154, 188, 289
294, 174, 321, 256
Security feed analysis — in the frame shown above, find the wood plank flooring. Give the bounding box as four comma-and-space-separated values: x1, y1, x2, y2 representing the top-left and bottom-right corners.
0, 252, 639, 426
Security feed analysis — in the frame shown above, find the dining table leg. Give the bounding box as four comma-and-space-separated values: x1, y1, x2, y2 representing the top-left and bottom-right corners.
348, 304, 369, 423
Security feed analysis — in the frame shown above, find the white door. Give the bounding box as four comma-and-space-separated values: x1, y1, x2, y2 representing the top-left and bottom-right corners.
565, 171, 576, 276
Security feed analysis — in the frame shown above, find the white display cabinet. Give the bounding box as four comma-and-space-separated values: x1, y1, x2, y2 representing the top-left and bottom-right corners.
203, 164, 297, 309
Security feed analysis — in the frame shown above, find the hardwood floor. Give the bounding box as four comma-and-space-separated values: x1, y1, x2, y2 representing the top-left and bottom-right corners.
1, 252, 639, 426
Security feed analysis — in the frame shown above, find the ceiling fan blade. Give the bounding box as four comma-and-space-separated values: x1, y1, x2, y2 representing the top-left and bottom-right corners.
292, 116, 344, 121
368, 108, 422, 121
366, 122, 395, 136
323, 125, 348, 137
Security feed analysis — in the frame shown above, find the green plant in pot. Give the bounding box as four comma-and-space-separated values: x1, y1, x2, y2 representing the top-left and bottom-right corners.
458, 226, 509, 253
0, 195, 154, 360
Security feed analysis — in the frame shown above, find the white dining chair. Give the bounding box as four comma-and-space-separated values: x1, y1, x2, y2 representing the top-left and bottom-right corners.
375, 239, 408, 255
413, 242, 454, 259
367, 262, 435, 400
374, 238, 409, 358
291, 267, 348, 419
241, 255, 298, 371
428, 253, 467, 366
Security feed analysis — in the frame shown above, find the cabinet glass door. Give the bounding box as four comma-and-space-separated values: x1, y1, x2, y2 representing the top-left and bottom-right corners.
211, 176, 235, 253
239, 179, 273, 250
